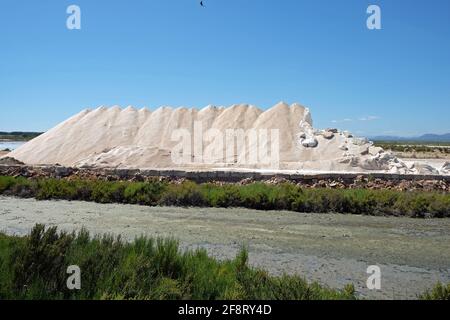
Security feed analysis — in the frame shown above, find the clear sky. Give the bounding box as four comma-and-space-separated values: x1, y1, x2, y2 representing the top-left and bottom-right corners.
0, 0, 449, 136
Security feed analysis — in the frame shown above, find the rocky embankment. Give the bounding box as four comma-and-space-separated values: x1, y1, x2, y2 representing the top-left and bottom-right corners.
0, 163, 449, 192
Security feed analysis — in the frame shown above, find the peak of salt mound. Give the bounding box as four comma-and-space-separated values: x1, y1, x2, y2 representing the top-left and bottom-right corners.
138, 107, 151, 114
80, 108, 92, 114
8, 102, 437, 174
200, 105, 218, 112
123, 106, 137, 112
153, 106, 174, 114
273, 101, 290, 109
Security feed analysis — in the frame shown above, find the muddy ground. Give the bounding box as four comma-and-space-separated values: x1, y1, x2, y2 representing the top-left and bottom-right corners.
0, 196, 449, 300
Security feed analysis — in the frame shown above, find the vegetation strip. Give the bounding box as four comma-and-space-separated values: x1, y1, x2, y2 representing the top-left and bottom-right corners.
1, 176, 450, 217
0, 225, 448, 300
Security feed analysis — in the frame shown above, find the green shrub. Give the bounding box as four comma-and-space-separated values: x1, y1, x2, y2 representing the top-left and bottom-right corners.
0, 176, 449, 217
0, 225, 357, 300
91, 181, 126, 203
123, 181, 166, 205
419, 283, 450, 300
11, 224, 74, 299
159, 181, 206, 207
0, 176, 16, 193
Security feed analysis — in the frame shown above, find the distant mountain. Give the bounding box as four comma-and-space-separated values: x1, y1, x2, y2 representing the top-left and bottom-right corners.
371, 133, 450, 143
418, 133, 450, 142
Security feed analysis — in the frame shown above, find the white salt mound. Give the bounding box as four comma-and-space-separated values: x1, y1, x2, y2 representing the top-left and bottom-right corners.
6, 102, 446, 174
441, 162, 450, 175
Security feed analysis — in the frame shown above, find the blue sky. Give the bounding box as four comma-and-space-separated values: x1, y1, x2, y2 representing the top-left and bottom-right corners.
0, 0, 449, 136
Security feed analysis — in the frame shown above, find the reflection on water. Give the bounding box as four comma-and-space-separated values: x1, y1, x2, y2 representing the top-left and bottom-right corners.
0, 141, 25, 151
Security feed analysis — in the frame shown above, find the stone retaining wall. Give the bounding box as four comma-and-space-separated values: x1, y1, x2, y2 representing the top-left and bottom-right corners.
1, 164, 450, 192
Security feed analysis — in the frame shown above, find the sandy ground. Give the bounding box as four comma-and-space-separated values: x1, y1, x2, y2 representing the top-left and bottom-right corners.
0, 196, 449, 300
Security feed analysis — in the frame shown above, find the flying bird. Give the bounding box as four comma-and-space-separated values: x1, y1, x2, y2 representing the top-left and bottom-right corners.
200, 1, 205, 7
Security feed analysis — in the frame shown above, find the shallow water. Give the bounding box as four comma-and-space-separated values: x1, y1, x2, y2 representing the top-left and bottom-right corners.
0, 196, 449, 300
0, 141, 25, 150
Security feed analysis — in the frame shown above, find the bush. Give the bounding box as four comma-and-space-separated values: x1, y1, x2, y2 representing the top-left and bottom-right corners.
0, 176, 16, 193
159, 181, 206, 207
123, 181, 166, 205
10, 224, 74, 299
0, 225, 357, 300
419, 283, 450, 300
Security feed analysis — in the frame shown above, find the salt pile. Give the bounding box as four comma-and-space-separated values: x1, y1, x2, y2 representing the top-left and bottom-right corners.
5, 102, 446, 174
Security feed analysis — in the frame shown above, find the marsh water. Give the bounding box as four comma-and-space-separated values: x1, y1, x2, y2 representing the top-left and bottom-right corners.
0, 141, 25, 150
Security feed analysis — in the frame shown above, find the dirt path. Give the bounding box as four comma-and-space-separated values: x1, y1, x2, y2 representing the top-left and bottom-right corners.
0, 196, 449, 300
